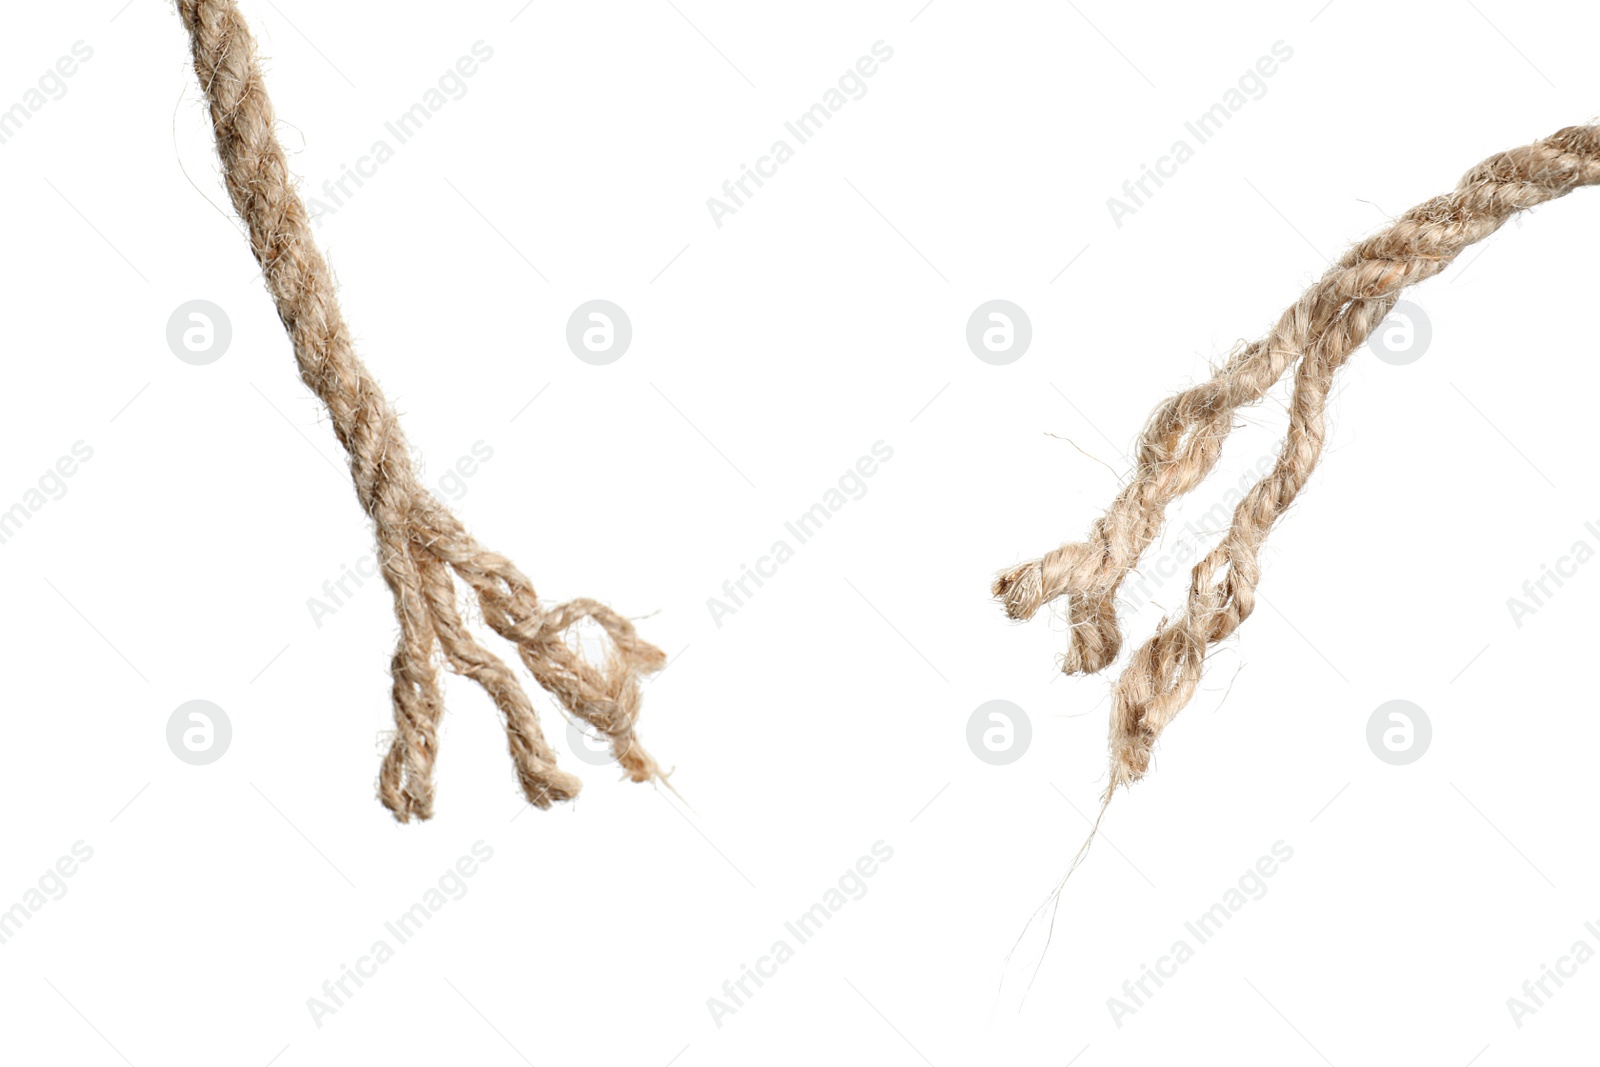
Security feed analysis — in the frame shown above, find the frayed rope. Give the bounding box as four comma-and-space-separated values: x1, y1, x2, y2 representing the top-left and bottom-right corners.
178, 0, 667, 821
1001, 123, 1600, 820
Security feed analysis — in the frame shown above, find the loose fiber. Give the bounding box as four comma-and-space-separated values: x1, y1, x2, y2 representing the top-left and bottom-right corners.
177, 0, 666, 821
999, 123, 1600, 802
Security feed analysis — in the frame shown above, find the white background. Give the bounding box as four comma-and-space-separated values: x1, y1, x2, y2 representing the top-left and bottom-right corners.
2, 1, 1597, 1063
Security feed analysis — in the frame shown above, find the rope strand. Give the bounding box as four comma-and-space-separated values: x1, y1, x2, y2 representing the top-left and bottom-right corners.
997, 124, 1600, 799
177, 0, 666, 821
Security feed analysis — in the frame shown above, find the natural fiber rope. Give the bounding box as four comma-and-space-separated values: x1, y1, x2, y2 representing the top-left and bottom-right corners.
999, 123, 1600, 801
177, 0, 666, 821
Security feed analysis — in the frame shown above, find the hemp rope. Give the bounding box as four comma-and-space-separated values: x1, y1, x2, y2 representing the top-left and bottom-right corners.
177, 0, 667, 821
1000, 123, 1600, 806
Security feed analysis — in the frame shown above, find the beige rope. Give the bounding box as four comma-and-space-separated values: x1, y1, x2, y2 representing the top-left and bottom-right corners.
1000, 123, 1600, 800
177, 0, 666, 821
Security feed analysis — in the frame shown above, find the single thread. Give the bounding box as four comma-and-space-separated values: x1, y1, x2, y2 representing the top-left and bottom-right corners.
177, 0, 666, 821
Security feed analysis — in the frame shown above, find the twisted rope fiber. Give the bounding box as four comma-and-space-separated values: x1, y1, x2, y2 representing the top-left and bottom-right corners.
178, 0, 667, 821
999, 124, 1600, 804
